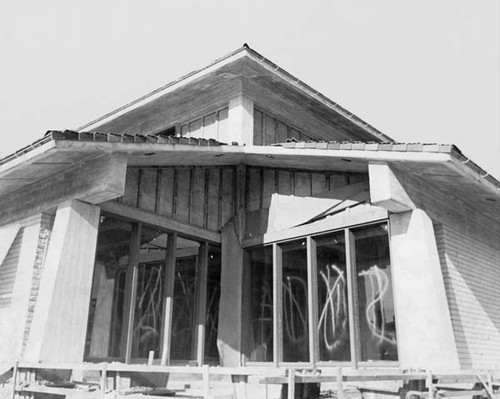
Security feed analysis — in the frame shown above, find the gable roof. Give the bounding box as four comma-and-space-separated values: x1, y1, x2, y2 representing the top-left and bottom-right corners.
77, 44, 393, 143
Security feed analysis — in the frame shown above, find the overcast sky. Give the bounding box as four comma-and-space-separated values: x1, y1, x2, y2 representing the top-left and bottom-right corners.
1, 1, 498, 178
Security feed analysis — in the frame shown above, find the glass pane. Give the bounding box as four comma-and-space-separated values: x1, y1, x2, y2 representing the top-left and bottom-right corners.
281, 239, 309, 362
84, 216, 132, 360
247, 246, 273, 362
204, 245, 221, 363
171, 238, 199, 361
131, 227, 169, 359
315, 232, 351, 361
353, 223, 398, 361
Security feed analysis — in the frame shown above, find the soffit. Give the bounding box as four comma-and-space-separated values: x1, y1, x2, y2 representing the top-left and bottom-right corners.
1, 134, 499, 222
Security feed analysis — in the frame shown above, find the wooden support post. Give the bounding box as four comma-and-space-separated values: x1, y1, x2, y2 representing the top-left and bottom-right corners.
195, 242, 209, 366
337, 367, 344, 399
202, 365, 210, 398
161, 233, 177, 366
287, 369, 295, 399
426, 372, 434, 399
11, 361, 19, 399
124, 223, 141, 364
101, 363, 108, 399
273, 243, 283, 366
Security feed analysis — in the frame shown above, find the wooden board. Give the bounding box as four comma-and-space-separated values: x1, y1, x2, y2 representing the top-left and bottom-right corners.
138, 168, 157, 212
156, 168, 174, 217
206, 168, 220, 231
174, 168, 191, 223
190, 168, 206, 227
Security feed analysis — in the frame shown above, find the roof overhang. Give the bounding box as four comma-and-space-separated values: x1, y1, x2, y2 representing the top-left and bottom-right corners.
77, 46, 392, 142
1, 137, 499, 222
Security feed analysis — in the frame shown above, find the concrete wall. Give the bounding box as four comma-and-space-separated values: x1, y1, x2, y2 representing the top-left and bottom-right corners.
389, 210, 460, 369
394, 170, 500, 369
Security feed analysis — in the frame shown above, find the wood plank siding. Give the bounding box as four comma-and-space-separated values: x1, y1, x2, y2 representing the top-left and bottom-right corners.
119, 166, 236, 232
254, 108, 314, 145
180, 108, 229, 143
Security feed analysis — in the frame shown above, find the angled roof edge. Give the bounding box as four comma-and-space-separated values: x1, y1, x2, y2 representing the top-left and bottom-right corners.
1, 132, 499, 203
76, 44, 393, 142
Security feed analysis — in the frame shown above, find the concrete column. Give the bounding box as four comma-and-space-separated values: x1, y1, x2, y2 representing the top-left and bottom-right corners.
389, 209, 460, 369
24, 200, 100, 362
217, 220, 244, 366
228, 95, 254, 146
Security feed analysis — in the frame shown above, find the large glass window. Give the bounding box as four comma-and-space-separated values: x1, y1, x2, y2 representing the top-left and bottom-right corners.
246, 246, 273, 362
353, 224, 397, 361
315, 232, 350, 362
243, 221, 397, 366
84, 215, 221, 365
281, 239, 309, 362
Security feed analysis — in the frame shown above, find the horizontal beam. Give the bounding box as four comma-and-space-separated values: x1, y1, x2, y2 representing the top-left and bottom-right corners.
243, 205, 388, 247
99, 201, 221, 243
0, 153, 127, 226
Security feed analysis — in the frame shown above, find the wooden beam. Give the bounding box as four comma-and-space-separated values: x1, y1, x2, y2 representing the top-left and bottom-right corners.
242, 205, 388, 248
0, 153, 127, 226
368, 162, 416, 212
124, 223, 141, 364
23, 200, 101, 363
99, 201, 221, 244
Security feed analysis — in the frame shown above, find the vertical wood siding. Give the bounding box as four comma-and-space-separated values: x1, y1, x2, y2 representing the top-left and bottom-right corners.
180, 108, 229, 142
0, 228, 24, 308
254, 108, 314, 145
120, 166, 236, 231
244, 166, 368, 213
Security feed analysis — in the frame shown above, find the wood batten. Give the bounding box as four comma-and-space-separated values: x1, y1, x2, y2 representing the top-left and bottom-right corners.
0, 153, 127, 226
228, 95, 254, 145
23, 200, 101, 363
368, 162, 416, 212
99, 201, 220, 244
217, 221, 244, 366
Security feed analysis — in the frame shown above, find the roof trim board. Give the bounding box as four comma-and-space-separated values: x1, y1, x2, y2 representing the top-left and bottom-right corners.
1, 134, 499, 203
76, 45, 392, 142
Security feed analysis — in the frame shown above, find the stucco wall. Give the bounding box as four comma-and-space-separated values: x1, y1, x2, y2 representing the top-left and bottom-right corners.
398, 170, 500, 369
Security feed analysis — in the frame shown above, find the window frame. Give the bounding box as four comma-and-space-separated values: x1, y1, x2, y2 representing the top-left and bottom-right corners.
244, 219, 399, 368
84, 212, 221, 366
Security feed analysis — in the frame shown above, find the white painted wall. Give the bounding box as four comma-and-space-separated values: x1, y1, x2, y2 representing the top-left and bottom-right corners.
389, 209, 460, 369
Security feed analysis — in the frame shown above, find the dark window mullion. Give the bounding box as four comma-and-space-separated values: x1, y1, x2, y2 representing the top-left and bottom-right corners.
345, 228, 360, 367
307, 236, 319, 366
273, 243, 282, 365
124, 222, 142, 364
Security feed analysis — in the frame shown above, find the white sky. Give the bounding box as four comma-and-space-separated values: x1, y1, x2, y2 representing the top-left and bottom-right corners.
1, 1, 499, 178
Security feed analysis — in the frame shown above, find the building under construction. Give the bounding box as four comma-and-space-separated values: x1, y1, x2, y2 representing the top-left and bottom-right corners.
0, 45, 499, 398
